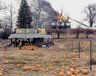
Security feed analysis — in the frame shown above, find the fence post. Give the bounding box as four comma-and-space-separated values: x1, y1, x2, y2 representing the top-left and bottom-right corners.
66, 41, 68, 58
78, 40, 80, 58
89, 40, 92, 71
72, 40, 73, 51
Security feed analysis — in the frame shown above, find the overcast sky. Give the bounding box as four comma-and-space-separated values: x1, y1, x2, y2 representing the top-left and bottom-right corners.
1, 0, 96, 27
2, 0, 96, 20
46, 0, 96, 19
46, 0, 96, 27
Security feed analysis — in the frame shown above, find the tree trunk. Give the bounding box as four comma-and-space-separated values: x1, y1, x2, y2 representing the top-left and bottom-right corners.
90, 20, 93, 27
86, 34, 89, 39
76, 33, 79, 39
57, 33, 60, 39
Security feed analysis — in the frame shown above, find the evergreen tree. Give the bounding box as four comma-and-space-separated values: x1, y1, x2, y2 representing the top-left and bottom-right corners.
17, 0, 32, 28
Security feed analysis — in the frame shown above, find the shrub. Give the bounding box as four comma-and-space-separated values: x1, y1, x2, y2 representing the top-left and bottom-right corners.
52, 29, 67, 39
71, 28, 84, 39
84, 29, 95, 38
0, 28, 11, 39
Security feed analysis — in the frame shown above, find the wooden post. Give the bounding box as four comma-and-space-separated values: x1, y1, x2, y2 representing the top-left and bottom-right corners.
89, 40, 92, 71
65, 41, 69, 58
66, 42, 68, 58
72, 40, 73, 51
78, 41, 80, 58
11, 39, 12, 44
3, 45, 7, 59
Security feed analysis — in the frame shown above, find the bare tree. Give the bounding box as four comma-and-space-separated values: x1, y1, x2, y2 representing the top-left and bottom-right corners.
30, 0, 47, 28
51, 29, 67, 39
0, 3, 17, 34
0, 1, 7, 27
71, 27, 84, 39
5, 4, 16, 31
30, 0, 56, 28
0, 1, 8, 29
84, 28, 95, 38
0, 1, 7, 11
84, 4, 96, 27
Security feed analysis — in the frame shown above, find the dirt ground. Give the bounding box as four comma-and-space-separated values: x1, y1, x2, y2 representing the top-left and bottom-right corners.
0, 38, 96, 76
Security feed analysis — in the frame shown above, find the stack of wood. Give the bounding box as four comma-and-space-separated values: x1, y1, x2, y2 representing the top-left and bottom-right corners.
21, 45, 38, 50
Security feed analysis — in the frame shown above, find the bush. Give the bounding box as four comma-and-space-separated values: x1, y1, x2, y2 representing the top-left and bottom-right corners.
71, 28, 84, 39
52, 29, 67, 39
84, 29, 95, 38
0, 28, 11, 39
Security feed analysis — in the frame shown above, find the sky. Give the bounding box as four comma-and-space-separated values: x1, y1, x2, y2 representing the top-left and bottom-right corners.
46, 0, 96, 27
46, 0, 96, 19
1, 0, 96, 28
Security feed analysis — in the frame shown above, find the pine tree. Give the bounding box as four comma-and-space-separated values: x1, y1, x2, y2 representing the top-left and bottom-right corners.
17, 0, 32, 28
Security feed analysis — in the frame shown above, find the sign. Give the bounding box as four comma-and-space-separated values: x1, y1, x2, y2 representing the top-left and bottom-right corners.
37, 28, 46, 34
16, 29, 37, 34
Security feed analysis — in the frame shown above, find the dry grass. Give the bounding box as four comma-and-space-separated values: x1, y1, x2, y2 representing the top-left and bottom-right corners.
0, 39, 96, 76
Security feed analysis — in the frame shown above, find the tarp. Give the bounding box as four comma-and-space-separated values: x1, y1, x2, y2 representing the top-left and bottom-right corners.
8, 34, 52, 39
